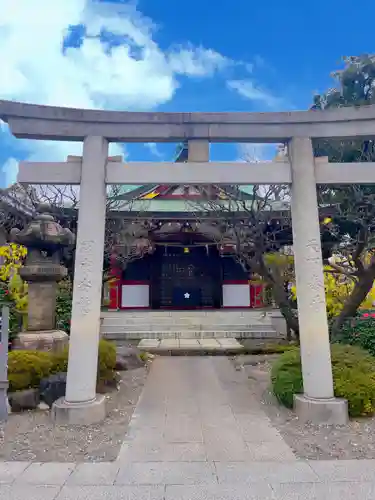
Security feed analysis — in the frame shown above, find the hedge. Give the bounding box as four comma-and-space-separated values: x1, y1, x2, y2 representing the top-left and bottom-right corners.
8, 351, 53, 392
271, 344, 375, 417
336, 311, 375, 357
8, 339, 117, 392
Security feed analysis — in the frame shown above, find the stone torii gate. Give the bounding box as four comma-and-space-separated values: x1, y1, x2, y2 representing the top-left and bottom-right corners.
2, 100, 375, 425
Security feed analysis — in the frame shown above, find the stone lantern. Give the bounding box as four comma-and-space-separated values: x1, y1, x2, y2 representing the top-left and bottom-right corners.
11, 205, 75, 352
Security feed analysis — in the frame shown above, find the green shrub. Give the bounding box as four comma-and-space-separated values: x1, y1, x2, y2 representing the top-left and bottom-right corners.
271, 344, 375, 417
97, 339, 116, 374
336, 312, 375, 357
51, 339, 116, 380
8, 351, 53, 392
139, 351, 148, 362
55, 278, 73, 334
7, 340, 117, 392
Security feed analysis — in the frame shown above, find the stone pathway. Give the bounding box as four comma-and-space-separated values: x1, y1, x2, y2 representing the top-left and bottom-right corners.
3, 357, 375, 498
137, 337, 244, 353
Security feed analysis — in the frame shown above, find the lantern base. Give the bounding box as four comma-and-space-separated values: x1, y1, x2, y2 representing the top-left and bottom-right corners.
14, 330, 69, 353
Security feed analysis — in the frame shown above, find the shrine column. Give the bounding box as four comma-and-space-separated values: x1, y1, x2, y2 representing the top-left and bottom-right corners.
52, 136, 108, 425
289, 137, 348, 424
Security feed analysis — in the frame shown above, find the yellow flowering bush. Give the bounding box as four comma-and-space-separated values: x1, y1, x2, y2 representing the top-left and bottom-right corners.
0, 243, 28, 329
0, 243, 27, 281
268, 267, 375, 319
290, 265, 375, 318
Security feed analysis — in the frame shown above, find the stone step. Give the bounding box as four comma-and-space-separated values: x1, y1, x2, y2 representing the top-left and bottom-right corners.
137, 337, 244, 355
101, 329, 279, 340
101, 322, 273, 332
102, 320, 272, 330
101, 310, 272, 320
100, 309, 283, 341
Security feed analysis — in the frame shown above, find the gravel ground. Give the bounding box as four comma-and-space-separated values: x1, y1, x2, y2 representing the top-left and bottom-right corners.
236, 354, 375, 460
0, 367, 147, 462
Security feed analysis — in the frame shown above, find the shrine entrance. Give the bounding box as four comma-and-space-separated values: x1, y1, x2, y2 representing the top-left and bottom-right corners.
150, 245, 222, 309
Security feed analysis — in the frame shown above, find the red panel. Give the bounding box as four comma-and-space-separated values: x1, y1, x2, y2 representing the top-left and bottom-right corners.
250, 283, 265, 308
109, 283, 119, 309
108, 253, 122, 310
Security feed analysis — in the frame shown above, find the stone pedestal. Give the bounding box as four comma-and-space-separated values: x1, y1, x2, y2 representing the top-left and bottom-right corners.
18, 262, 69, 353
27, 281, 58, 331
51, 395, 106, 425
294, 395, 348, 425
14, 330, 68, 353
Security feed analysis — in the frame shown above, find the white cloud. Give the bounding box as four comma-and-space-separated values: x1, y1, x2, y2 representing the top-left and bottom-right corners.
238, 143, 274, 163
227, 79, 283, 109
168, 46, 230, 77
0, 0, 231, 185
144, 143, 163, 159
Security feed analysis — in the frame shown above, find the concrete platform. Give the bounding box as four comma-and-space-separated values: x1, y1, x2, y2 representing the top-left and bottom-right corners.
137, 337, 244, 355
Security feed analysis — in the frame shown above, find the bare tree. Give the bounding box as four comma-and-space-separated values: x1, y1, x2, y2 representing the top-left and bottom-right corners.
317, 184, 375, 334
190, 185, 299, 335
1, 182, 153, 282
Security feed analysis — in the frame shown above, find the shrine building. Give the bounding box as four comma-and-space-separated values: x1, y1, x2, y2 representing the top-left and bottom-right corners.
104, 144, 288, 312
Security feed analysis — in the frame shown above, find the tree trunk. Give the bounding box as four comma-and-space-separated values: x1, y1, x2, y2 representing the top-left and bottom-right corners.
255, 256, 300, 339
271, 278, 300, 339
331, 268, 375, 335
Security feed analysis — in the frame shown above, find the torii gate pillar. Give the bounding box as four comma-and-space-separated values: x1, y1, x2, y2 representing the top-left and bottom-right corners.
52, 137, 109, 425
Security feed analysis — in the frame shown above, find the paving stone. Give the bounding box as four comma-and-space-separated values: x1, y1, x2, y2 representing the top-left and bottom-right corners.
309, 459, 375, 482
138, 339, 160, 349
159, 339, 179, 348
118, 442, 207, 462
205, 440, 251, 462
0, 484, 60, 500
165, 415, 204, 443
216, 339, 243, 350
16, 462, 75, 485
271, 480, 375, 500
217, 337, 242, 346
67, 463, 120, 485
165, 483, 275, 500
233, 416, 285, 443
115, 461, 217, 485
0, 462, 31, 484
179, 339, 200, 348
215, 461, 319, 484
245, 441, 296, 461
56, 485, 165, 500
198, 339, 220, 348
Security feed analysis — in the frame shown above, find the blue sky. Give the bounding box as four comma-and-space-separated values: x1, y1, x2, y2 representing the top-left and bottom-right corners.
0, 0, 372, 188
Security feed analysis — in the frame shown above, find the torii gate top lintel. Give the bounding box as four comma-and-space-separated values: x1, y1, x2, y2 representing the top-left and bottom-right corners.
1, 99, 375, 142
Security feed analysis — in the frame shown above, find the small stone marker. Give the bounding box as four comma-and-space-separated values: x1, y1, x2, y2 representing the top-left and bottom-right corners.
0, 305, 9, 421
